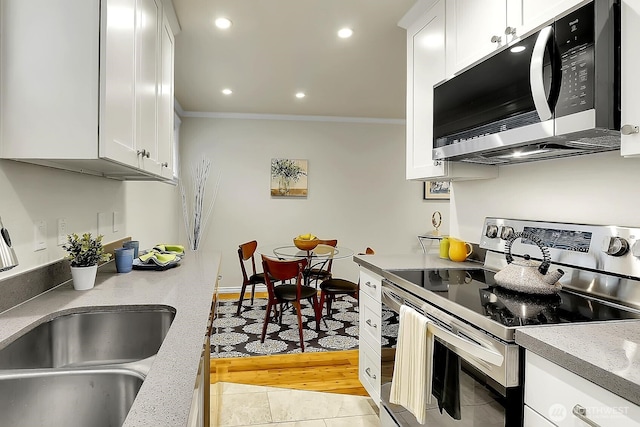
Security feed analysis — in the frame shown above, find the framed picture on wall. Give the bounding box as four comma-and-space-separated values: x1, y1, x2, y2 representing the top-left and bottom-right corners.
270, 158, 308, 197
423, 181, 450, 200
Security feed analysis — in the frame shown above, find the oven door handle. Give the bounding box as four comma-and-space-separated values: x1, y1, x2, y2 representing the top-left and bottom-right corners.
428, 323, 504, 366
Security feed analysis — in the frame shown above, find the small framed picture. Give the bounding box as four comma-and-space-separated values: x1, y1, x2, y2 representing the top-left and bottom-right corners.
423, 181, 450, 200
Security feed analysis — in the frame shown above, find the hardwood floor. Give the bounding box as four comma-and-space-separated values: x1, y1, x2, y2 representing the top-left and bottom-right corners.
211, 292, 368, 397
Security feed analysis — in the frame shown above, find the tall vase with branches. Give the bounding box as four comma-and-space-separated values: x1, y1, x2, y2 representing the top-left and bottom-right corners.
180, 156, 221, 250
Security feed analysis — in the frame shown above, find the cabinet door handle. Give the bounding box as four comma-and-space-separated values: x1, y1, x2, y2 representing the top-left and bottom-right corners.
490, 35, 502, 45
572, 404, 601, 427
622, 124, 639, 135
137, 149, 151, 158
366, 319, 377, 329
365, 281, 377, 289
161, 162, 169, 168
505, 26, 517, 37
365, 367, 377, 379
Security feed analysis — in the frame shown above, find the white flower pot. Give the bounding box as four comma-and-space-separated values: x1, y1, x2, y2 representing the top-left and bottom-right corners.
70, 265, 98, 291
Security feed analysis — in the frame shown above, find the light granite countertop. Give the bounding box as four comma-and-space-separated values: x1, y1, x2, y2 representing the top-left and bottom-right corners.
0, 250, 220, 427
516, 321, 640, 407
353, 253, 482, 276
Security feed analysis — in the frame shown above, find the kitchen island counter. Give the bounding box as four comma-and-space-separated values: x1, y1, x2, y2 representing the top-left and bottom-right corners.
0, 250, 220, 427
516, 321, 640, 406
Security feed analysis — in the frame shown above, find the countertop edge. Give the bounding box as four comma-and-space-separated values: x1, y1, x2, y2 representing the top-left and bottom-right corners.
515, 324, 640, 407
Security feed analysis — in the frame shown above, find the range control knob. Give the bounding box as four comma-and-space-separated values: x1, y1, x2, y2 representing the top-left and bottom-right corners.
485, 224, 499, 238
500, 226, 515, 241
602, 236, 629, 257
631, 241, 640, 257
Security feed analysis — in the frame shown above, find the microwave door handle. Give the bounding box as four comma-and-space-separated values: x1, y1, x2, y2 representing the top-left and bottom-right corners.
427, 323, 504, 366
530, 26, 554, 121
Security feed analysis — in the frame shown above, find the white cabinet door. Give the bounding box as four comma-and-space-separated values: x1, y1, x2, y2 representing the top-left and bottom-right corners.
135, 0, 162, 175
518, 0, 584, 36
621, 0, 640, 157
99, 0, 139, 168
445, 0, 508, 73
406, 1, 447, 180
157, 14, 175, 179
403, 0, 498, 181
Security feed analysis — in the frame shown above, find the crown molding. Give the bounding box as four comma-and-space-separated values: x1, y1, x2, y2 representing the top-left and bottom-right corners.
179, 110, 405, 125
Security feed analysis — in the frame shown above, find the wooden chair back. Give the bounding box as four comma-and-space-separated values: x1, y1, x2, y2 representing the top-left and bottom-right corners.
238, 240, 259, 282
261, 256, 308, 302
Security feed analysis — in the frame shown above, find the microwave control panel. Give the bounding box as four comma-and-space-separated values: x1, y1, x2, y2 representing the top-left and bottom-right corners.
555, 2, 595, 118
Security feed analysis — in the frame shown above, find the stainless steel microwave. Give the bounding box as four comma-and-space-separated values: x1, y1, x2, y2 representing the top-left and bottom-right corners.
432, 0, 620, 165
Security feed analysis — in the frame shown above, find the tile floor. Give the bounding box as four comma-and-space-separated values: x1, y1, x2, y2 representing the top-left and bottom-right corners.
211, 382, 380, 427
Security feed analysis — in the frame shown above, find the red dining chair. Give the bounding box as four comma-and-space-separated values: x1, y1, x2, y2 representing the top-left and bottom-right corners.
319, 247, 375, 317
237, 240, 267, 315
261, 255, 321, 352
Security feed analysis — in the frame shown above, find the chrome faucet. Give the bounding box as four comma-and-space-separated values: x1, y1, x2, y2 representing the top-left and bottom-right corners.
0, 217, 18, 272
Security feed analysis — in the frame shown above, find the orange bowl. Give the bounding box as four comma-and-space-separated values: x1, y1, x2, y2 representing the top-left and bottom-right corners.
293, 237, 320, 251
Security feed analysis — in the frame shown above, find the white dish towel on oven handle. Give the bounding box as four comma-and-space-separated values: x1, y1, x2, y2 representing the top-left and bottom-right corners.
389, 304, 434, 424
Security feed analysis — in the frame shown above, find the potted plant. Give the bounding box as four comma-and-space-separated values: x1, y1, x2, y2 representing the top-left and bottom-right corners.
62, 233, 111, 290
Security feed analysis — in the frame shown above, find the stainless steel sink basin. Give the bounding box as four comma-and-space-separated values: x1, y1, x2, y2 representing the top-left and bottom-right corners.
0, 368, 144, 427
0, 306, 175, 369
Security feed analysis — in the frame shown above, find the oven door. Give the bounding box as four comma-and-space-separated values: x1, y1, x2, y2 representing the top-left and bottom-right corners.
380, 281, 523, 427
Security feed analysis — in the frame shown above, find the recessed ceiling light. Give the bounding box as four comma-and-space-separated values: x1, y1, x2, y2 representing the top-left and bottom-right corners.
295, 92, 306, 99
222, 88, 233, 95
337, 28, 353, 39
510, 45, 526, 53
215, 17, 232, 29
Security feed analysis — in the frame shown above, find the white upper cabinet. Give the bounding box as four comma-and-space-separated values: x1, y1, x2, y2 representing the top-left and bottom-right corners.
621, 0, 640, 157
445, 0, 584, 75
400, 0, 498, 181
158, 14, 176, 179
445, 0, 513, 74
0, 0, 176, 182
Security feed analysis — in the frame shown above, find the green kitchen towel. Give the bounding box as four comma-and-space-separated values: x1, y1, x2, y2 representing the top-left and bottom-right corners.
139, 250, 179, 266
153, 244, 185, 255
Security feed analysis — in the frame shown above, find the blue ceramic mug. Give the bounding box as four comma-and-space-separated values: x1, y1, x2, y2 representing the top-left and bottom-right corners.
122, 240, 140, 259
114, 248, 134, 273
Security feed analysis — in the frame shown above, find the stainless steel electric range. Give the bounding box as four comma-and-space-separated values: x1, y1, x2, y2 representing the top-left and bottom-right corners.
379, 218, 640, 427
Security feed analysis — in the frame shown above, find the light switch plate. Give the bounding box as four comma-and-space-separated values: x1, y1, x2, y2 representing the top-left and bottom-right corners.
57, 218, 67, 246
113, 211, 121, 233
34, 220, 47, 251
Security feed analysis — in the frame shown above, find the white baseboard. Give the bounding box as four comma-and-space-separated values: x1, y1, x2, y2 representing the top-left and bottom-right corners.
217, 285, 267, 295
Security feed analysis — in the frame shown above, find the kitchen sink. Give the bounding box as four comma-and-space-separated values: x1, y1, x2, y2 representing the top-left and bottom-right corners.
0, 368, 144, 427
0, 306, 176, 369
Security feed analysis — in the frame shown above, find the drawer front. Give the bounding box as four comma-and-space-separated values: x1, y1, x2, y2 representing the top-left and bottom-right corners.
525, 351, 640, 427
524, 405, 556, 427
359, 339, 381, 405
360, 269, 382, 302
360, 293, 381, 348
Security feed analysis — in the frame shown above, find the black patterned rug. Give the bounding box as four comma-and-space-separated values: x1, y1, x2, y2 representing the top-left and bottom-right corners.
210, 296, 398, 358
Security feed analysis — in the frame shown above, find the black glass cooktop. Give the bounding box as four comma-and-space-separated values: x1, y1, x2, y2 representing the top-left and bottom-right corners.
387, 268, 640, 328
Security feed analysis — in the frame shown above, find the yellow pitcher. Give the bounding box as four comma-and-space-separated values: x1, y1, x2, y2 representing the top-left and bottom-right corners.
448, 238, 473, 262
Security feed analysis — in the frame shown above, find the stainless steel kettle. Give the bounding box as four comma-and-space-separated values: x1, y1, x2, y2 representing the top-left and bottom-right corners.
0, 217, 18, 272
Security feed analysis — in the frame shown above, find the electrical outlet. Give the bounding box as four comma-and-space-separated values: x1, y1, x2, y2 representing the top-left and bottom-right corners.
113, 211, 121, 233
57, 218, 67, 246
34, 220, 47, 251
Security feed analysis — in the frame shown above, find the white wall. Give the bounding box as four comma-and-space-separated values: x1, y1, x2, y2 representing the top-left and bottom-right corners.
450, 151, 640, 243
179, 116, 450, 289
0, 159, 179, 279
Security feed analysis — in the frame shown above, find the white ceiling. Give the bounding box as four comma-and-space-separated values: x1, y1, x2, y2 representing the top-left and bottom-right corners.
171, 0, 415, 119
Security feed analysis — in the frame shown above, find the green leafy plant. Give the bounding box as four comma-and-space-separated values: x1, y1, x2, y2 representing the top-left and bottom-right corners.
62, 233, 112, 267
